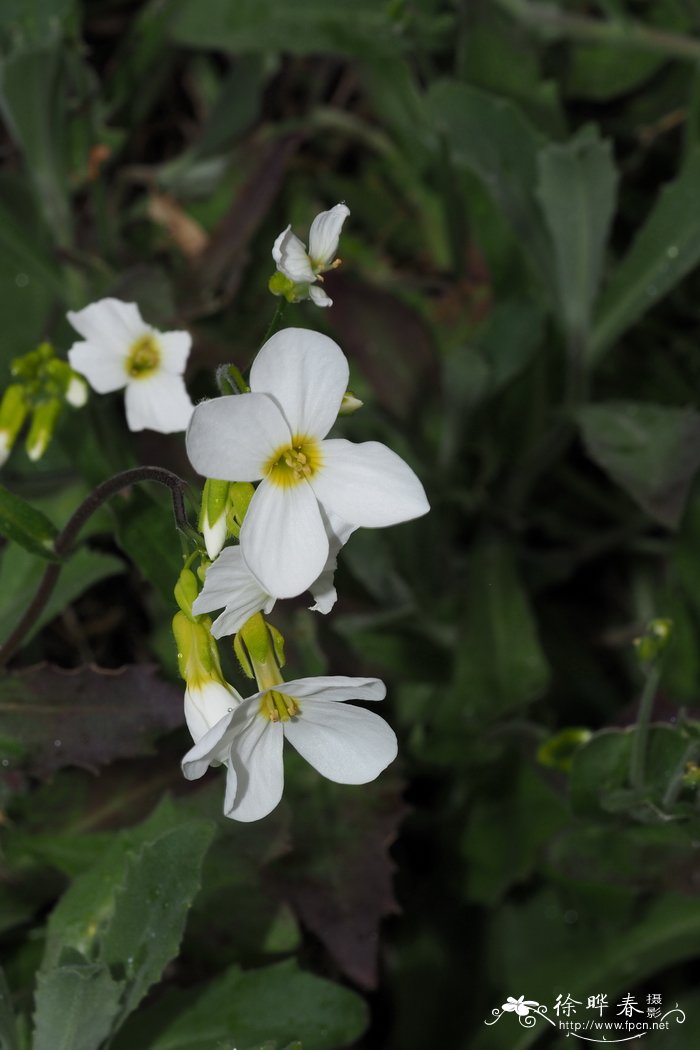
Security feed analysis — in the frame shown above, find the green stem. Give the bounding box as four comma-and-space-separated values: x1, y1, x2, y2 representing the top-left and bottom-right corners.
0, 466, 191, 669
662, 741, 699, 810
629, 662, 663, 791
496, 0, 700, 62
262, 299, 287, 344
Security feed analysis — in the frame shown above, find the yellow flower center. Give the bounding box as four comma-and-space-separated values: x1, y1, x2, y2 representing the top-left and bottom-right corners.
125, 334, 161, 379
260, 690, 300, 722
264, 435, 323, 487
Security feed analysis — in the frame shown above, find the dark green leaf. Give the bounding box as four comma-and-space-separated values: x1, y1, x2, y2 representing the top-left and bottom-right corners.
143, 959, 368, 1050
0, 483, 58, 559
453, 537, 550, 717
101, 820, 215, 1022
32, 962, 123, 1050
577, 401, 700, 527
536, 126, 617, 347
0, 968, 18, 1050
593, 147, 700, 359
426, 80, 553, 288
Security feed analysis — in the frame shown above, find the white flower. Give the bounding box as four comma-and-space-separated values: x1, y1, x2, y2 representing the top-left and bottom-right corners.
182, 675, 395, 822
186, 327, 429, 599
192, 512, 355, 637
67, 298, 194, 433
273, 204, 349, 307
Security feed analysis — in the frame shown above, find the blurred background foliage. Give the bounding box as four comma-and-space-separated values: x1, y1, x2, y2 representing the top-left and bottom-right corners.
4, 0, 700, 1047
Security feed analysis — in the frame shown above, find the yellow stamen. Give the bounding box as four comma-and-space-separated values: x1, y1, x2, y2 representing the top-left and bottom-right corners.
261, 689, 300, 722
125, 334, 161, 379
264, 435, 323, 488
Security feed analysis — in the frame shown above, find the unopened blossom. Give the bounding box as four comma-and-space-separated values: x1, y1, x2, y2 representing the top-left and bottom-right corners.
182, 675, 395, 822
192, 513, 354, 637
272, 203, 349, 307
67, 298, 194, 432
186, 328, 429, 599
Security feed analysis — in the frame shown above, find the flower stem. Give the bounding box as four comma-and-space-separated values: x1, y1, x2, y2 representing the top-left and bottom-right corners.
662, 740, 699, 810
495, 0, 700, 63
0, 466, 191, 669
262, 299, 287, 344
629, 662, 663, 791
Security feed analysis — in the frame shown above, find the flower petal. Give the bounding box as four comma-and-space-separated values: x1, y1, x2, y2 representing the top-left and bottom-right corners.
281, 675, 386, 703
272, 227, 315, 283
202, 509, 228, 561
184, 680, 239, 745
181, 709, 237, 780
124, 373, 194, 432
284, 700, 397, 784
308, 513, 356, 614
308, 284, 333, 308
68, 341, 128, 393
66, 299, 149, 356
249, 328, 348, 439
192, 545, 274, 638
308, 203, 350, 268
225, 708, 285, 822
186, 393, 290, 481
240, 479, 328, 598
311, 439, 429, 527
158, 330, 192, 374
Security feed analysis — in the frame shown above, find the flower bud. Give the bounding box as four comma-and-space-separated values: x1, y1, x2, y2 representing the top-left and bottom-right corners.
25, 398, 61, 461
0, 384, 29, 465
339, 390, 363, 415
199, 478, 230, 559
174, 567, 201, 619
226, 481, 254, 539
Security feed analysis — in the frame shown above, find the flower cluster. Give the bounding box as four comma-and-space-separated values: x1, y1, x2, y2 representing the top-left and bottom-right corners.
179, 320, 429, 821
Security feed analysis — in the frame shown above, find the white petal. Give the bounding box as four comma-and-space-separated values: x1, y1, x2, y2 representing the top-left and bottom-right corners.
66, 299, 149, 356
68, 342, 128, 393
281, 675, 386, 703
308, 513, 356, 614
202, 510, 227, 561
249, 328, 348, 439
308, 285, 333, 308
225, 707, 285, 822
192, 545, 274, 638
311, 439, 429, 527
181, 709, 237, 780
158, 330, 192, 375
308, 203, 350, 268
272, 227, 315, 283
186, 393, 290, 481
184, 680, 240, 744
284, 700, 397, 784
124, 373, 194, 432
240, 479, 328, 599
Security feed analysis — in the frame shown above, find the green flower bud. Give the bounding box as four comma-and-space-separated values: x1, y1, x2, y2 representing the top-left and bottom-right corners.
0, 384, 29, 464
199, 478, 230, 559
339, 390, 363, 415
634, 618, 673, 665
174, 567, 201, 618
25, 398, 62, 461
226, 481, 254, 538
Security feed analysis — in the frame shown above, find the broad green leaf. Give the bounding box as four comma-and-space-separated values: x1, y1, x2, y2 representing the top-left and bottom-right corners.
0, 544, 124, 650
565, 43, 665, 101
101, 820, 215, 1022
592, 147, 700, 359
426, 80, 553, 289
143, 959, 368, 1050
168, 0, 398, 58
577, 401, 700, 527
32, 962, 122, 1050
453, 537, 550, 718
0, 43, 73, 247
41, 800, 192, 970
461, 761, 568, 905
0, 968, 18, 1050
0, 483, 58, 559
536, 126, 617, 347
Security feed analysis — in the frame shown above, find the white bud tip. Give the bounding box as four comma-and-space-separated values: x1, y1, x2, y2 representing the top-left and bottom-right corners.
66, 377, 88, 408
